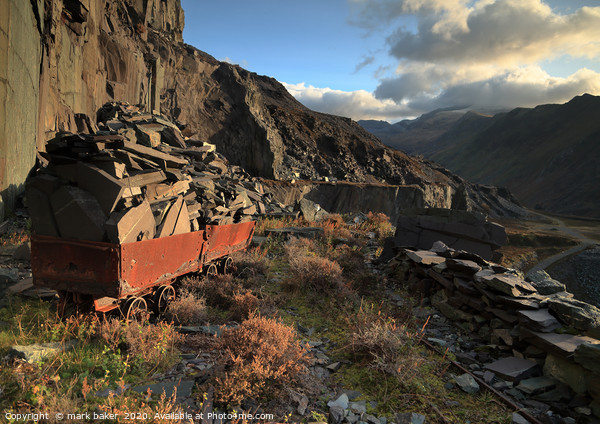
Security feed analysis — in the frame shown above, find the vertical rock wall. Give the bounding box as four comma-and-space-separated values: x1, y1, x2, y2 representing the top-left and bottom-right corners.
0, 0, 44, 220
0, 0, 183, 217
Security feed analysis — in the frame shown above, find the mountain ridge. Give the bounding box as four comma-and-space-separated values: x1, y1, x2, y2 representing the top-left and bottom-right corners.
361, 94, 600, 218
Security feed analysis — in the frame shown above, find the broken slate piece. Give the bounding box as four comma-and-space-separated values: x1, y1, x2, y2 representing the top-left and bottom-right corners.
105, 200, 156, 244
520, 328, 599, 358
121, 142, 188, 168
50, 186, 107, 241
9, 340, 77, 363
327, 393, 349, 410
156, 196, 190, 238
395, 412, 426, 424
135, 124, 162, 147
547, 297, 600, 336
476, 271, 535, 297
77, 162, 125, 216
446, 258, 482, 274
485, 357, 539, 382
518, 309, 561, 332
516, 377, 557, 395
405, 250, 446, 265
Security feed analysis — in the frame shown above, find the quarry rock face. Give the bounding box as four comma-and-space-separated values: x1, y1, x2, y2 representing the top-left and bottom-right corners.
1, 0, 526, 219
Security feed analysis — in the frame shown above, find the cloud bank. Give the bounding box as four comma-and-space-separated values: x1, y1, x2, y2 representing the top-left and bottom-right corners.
286, 0, 600, 121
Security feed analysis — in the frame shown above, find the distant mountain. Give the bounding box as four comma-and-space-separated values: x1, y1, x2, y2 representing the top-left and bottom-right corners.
361, 95, 600, 218
359, 108, 468, 155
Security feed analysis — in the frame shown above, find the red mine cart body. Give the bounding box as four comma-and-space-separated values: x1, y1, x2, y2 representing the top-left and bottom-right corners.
31, 221, 255, 313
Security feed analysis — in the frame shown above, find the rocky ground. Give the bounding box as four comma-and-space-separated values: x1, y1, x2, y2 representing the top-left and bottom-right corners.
2, 210, 600, 423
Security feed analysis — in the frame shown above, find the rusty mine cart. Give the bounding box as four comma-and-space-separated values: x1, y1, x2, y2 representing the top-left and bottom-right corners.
31, 221, 255, 319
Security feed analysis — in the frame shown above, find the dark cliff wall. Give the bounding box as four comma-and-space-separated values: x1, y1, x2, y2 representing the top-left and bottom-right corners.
0, 0, 183, 219
0, 0, 44, 219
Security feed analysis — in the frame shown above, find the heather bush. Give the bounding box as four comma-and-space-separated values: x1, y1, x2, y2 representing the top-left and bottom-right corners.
215, 314, 309, 405
230, 290, 260, 321
284, 237, 344, 293
165, 289, 207, 325
350, 302, 423, 377
231, 246, 269, 280
180, 274, 242, 309
353, 212, 394, 239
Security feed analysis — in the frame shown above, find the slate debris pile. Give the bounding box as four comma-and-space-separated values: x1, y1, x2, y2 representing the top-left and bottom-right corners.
26, 102, 291, 243
388, 241, 600, 419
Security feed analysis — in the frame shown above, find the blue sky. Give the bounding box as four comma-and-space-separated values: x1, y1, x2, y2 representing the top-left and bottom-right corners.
181, 0, 600, 122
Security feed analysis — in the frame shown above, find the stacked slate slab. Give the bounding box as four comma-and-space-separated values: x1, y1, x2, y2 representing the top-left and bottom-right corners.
26, 102, 292, 243
386, 241, 600, 418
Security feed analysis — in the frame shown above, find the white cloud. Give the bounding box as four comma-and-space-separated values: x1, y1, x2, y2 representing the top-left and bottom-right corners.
283, 67, 600, 121
410, 66, 600, 111
383, 0, 600, 66
284, 0, 600, 121
282, 82, 415, 121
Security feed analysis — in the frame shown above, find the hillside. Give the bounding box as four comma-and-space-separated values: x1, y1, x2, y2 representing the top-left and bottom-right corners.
431, 95, 600, 217
361, 95, 600, 218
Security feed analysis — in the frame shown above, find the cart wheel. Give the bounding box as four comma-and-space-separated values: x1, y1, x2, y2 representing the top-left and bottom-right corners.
220, 256, 234, 274
126, 297, 148, 321
205, 263, 219, 281
154, 285, 176, 314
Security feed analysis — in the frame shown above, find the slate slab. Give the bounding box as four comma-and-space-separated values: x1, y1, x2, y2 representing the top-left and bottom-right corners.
77, 162, 127, 216
446, 258, 482, 274
0, 269, 19, 285
405, 250, 446, 265
516, 377, 556, 395
327, 393, 349, 409
476, 271, 536, 297
519, 328, 599, 358
105, 200, 156, 244
50, 186, 107, 241
485, 357, 539, 382
518, 309, 561, 332
264, 227, 324, 239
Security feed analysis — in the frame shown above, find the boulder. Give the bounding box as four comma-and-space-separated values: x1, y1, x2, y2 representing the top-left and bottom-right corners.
574, 343, 600, 374
10, 340, 77, 363
455, 373, 480, 394
526, 270, 566, 295
547, 297, 600, 336
543, 354, 590, 394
